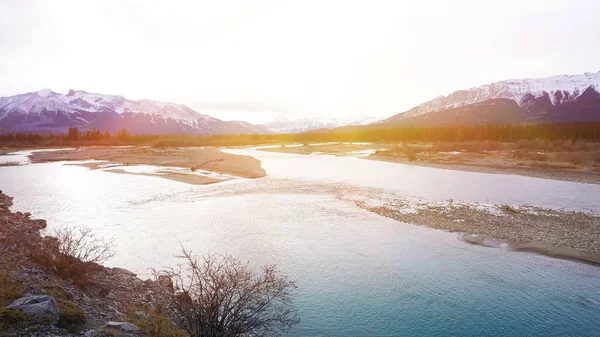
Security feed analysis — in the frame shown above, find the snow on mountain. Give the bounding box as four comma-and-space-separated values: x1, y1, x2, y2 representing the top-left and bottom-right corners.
264, 116, 379, 134
387, 71, 600, 122
0, 89, 267, 135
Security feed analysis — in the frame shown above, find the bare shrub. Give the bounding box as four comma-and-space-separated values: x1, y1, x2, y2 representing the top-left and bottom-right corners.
513, 139, 600, 153
553, 152, 588, 165
53, 226, 115, 265
387, 143, 423, 161
509, 149, 549, 162
509, 149, 528, 160
154, 248, 299, 337
152, 139, 200, 148
431, 141, 504, 153
32, 226, 115, 287
404, 146, 420, 161
430, 142, 461, 152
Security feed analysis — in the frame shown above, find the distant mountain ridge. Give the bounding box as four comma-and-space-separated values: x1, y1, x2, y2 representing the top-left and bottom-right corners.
0, 89, 270, 135
263, 116, 379, 134
381, 71, 600, 126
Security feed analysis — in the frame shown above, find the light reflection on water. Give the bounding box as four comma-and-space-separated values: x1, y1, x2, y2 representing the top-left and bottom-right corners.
0, 151, 599, 336
226, 147, 600, 213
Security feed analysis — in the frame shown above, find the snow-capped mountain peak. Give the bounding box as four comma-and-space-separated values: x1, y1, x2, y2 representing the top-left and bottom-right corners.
263, 116, 379, 134
36, 89, 55, 98
0, 89, 267, 135
391, 71, 600, 121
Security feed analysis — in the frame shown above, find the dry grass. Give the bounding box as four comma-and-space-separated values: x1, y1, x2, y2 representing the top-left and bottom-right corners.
45, 286, 86, 332
379, 143, 426, 161
0, 269, 23, 307
127, 305, 189, 337
430, 141, 505, 153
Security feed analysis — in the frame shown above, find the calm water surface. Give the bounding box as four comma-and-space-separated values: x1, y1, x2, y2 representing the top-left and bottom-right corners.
1, 149, 599, 336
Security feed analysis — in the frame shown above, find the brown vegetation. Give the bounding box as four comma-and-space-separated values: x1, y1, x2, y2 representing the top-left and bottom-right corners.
0, 268, 23, 307
154, 248, 299, 337
1, 191, 299, 336
31, 226, 115, 288
127, 305, 189, 337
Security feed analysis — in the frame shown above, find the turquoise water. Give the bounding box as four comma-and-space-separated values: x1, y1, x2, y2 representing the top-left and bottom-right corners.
1, 150, 599, 336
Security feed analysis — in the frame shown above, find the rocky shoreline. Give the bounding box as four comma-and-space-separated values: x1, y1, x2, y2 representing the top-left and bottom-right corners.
356, 199, 600, 265
0, 191, 155, 336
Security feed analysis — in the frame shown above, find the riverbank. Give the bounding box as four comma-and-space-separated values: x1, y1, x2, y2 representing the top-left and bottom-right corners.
0, 191, 155, 336
28, 146, 266, 185
355, 199, 600, 265
260, 142, 600, 184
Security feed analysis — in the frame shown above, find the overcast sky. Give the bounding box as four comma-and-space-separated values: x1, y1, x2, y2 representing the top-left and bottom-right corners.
1, 0, 599, 123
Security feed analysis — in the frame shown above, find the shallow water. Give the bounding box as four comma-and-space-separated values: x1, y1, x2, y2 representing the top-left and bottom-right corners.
1, 149, 599, 336
226, 148, 600, 213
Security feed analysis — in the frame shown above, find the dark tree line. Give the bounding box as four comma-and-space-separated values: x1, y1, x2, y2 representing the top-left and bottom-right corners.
1, 122, 600, 147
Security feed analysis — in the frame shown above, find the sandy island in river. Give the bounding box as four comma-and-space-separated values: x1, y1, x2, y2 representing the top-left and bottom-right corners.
29, 146, 266, 185
262, 143, 600, 264
261, 142, 600, 184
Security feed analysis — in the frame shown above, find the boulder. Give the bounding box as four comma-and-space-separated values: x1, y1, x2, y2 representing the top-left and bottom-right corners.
111, 267, 137, 277
6, 295, 60, 324
103, 321, 140, 333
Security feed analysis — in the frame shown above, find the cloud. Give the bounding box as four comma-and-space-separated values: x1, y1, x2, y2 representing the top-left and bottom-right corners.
1, 0, 599, 121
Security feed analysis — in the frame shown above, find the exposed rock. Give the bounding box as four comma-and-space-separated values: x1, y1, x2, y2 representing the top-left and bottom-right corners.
1, 190, 157, 335
111, 267, 137, 277
6, 295, 60, 324
102, 321, 140, 332
458, 233, 510, 248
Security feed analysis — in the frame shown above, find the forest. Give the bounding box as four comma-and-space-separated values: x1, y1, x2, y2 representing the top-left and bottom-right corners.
1, 123, 599, 148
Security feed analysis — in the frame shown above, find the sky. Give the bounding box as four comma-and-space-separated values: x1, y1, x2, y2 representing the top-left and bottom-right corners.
1, 0, 599, 123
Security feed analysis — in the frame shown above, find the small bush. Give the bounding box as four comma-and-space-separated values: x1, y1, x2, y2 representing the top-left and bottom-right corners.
404, 146, 420, 161
0, 308, 30, 327
431, 141, 504, 153
31, 226, 115, 287
0, 269, 23, 306
385, 143, 423, 161
155, 248, 298, 337
509, 149, 549, 161
127, 304, 188, 337
151, 139, 200, 148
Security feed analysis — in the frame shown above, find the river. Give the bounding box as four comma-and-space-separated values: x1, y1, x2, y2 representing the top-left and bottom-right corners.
1, 148, 599, 336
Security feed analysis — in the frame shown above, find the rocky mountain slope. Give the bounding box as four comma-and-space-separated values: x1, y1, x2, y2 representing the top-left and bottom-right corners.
0, 89, 270, 135
382, 71, 600, 126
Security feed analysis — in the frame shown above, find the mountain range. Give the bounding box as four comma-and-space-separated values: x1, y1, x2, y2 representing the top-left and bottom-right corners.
379, 71, 600, 126
263, 116, 379, 134
0, 89, 270, 135
2, 71, 599, 135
